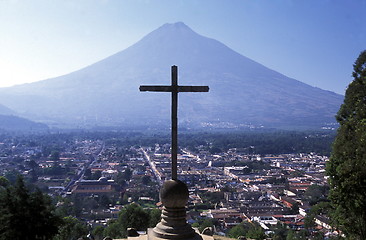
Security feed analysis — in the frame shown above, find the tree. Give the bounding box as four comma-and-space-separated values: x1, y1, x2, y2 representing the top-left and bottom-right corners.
0, 176, 9, 188
53, 216, 88, 240
0, 176, 61, 239
4, 169, 20, 184
286, 230, 307, 240
304, 184, 329, 205
228, 223, 247, 238
103, 220, 123, 239
286, 230, 296, 240
91, 170, 102, 180
103, 203, 150, 238
197, 218, 214, 233
148, 208, 161, 228
272, 222, 288, 240
228, 222, 264, 239
27, 159, 39, 171
84, 168, 92, 179
304, 200, 332, 230
115, 171, 126, 187
326, 50, 366, 240
122, 168, 133, 181
119, 203, 150, 232
92, 225, 105, 240
99, 194, 111, 208
304, 214, 316, 231
246, 224, 265, 240
50, 151, 60, 161
142, 175, 151, 185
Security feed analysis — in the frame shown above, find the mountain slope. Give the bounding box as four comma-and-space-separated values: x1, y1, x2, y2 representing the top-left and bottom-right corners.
0, 104, 16, 116
0, 22, 343, 128
0, 114, 48, 132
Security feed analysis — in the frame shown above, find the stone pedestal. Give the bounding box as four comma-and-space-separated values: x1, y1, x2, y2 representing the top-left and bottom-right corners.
152, 179, 196, 239
127, 180, 213, 240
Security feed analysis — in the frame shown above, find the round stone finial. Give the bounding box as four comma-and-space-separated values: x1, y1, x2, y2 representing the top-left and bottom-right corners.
160, 179, 189, 208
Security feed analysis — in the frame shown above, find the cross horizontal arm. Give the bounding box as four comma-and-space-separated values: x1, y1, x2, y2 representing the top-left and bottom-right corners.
140, 86, 172, 92
139, 85, 209, 92
178, 86, 209, 92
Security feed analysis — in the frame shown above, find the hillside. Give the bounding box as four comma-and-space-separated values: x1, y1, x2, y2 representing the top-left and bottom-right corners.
0, 22, 343, 129
0, 114, 49, 132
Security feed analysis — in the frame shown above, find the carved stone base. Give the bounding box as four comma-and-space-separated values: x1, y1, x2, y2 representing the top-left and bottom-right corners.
127, 229, 214, 240
149, 228, 205, 240
152, 206, 196, 239
127, 180, 213, 240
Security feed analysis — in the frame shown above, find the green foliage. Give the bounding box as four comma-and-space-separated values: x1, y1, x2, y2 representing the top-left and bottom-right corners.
192, 203, 210, 210
4, 169, 20, 184
0, 176, 61, 240
90, 170, 102, 180
118, 168, 132, 182
99, 194, 111, 208
289, 202, 299, 215
312, 232, 325, 240
271, 222, 288, 240
228, 223, 247, 238
115, 171, 127, 187
119, 203, 150, 231
198, 218, 215, 233
310, 201, 331, 216
246, 226, 265, 240
84, 168, 92, 178
285, 230, 308, 240
200, 191, 224, 205
50, 151, 60, 161
305, 202, 332, 234
142, 175, 152, 185
99, 130, 335, 156
53, 216, 88, 240
92, 225, 105, 240
220, 185, 236, 193
304, 184, 329, 205
103, 220, 123, 239
55, 195, 83, 217
0, 176, 9, 187
103, 203, 154, 238
327, 50, 366, 240
148, 208, 162, 228
304, 214, 315, 230
191, 222, 200, 228
286, 230, 296, 240
43, 163, 66, 176
180, 131, 335, 156
228, 222, 264, 240
209, 145, 222, 154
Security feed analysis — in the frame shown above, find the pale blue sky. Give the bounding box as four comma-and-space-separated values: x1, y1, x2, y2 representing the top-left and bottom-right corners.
0, 0, 365, 94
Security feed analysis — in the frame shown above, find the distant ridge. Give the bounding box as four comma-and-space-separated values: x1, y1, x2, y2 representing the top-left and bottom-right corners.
0, 103, 16, 116
0, 114, 49, 132
0, 22, 343, 129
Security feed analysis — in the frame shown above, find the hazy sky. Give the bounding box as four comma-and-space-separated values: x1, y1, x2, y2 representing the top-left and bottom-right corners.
0, 0, 365, 94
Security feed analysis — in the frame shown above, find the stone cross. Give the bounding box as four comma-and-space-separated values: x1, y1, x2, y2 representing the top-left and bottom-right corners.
140, 65, 209, 180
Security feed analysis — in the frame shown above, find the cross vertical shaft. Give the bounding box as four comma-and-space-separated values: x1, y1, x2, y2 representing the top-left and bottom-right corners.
171, 66, 178, 180
139, 65, 210, 240
139, 66, 209, 181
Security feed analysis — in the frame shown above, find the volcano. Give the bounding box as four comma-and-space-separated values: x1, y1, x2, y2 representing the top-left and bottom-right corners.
0, 22, 343, 129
